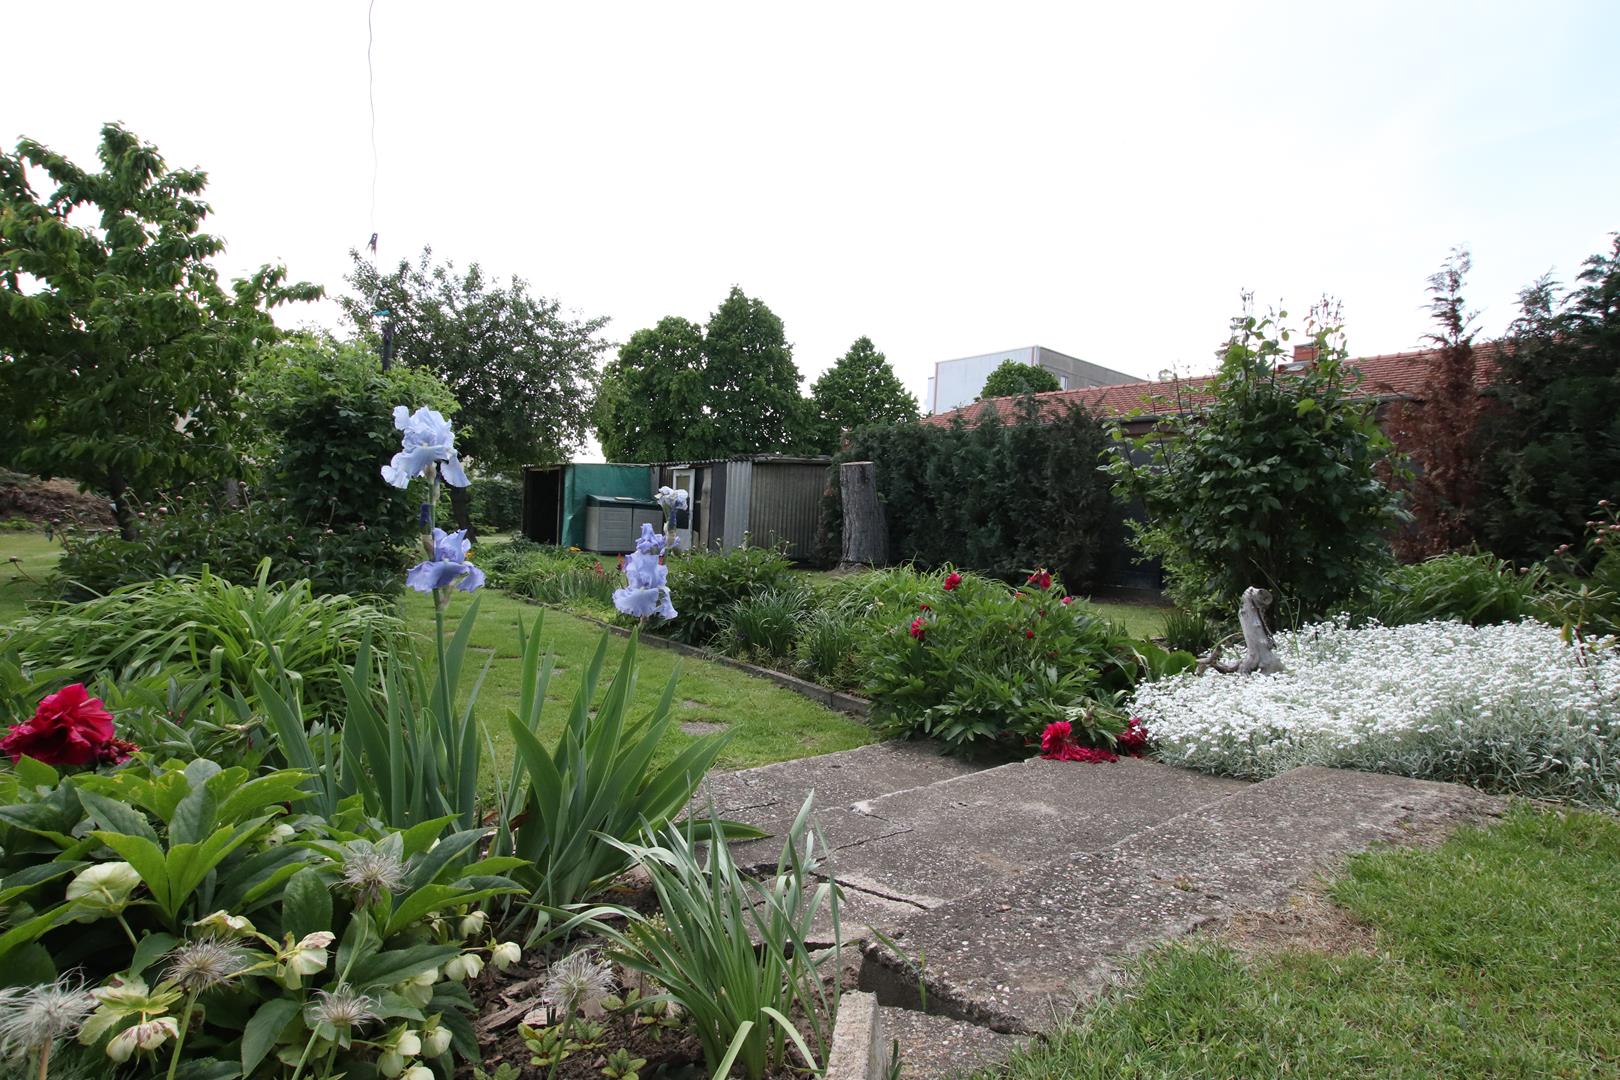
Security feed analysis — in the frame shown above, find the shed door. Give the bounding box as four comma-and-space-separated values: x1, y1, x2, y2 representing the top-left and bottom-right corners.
672, 468, 699, 551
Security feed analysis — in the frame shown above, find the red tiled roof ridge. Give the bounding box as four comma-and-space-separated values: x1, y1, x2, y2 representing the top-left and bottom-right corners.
923, 340, 1503, 428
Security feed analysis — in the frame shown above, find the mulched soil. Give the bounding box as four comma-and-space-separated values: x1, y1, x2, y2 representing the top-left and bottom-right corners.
0, 471, 114, 527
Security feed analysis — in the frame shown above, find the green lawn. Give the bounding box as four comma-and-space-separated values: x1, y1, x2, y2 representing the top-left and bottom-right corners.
1085, 599, 1167, 639
0, 531, 875, 784
981, 805, 1620, 1079
0, 529, 61, 625
398, 588, 874, 784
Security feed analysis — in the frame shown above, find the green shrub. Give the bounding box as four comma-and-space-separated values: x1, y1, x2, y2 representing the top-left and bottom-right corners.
54, 494, 410, 599
864, 570, 1143, 754
664, 545, 796, 646
1535, 500, 1620, 638
723, 587, 809, 661
1357, 552, 1543, 627
481, 540, 616, 608
468, 473, 523, 533
1107, 306, 1401, 624
3, 563, 403, 722
1159, 607, 1220, 654
794, 609, 863, 690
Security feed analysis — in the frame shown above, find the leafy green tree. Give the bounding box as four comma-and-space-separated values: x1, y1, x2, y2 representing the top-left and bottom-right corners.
245, 332, 457, 546
979, 359, 1062, 399
595, 316, 710, 461
0, 125, 318, 537
341, 247, 610, 524
595, 287, 812, 461
807, 336, 918, 452
1472, 234, 1620, 562
1107, 302, 1402, 623
701, 286, 810, 454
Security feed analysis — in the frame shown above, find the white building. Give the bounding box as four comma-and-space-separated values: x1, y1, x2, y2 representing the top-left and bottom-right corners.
924, 346, 1143, 415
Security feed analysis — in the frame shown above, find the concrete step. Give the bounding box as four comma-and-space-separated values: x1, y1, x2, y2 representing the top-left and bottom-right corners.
860, 765, 1503, 1035
693, 740, 991, 870
835, 756, 1249, 909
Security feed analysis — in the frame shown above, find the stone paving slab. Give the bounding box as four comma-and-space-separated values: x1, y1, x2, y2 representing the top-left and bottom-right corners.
879, 1007, 1028, 1080
864, 766, 1502, 1034
692, 741, 989, 868
836, 757, 1249, 907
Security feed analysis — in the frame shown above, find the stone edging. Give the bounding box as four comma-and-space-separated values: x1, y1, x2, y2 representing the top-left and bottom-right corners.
548, 607, 873, 720
824, 991, 887, 1080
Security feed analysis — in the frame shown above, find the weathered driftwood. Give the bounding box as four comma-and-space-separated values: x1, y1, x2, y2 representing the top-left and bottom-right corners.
1199, 586, 1284, 675
838, 460, 886, 570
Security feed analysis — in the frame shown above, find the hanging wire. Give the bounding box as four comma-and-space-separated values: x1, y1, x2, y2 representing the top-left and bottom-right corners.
368, 0, 379, 243
366, 0, 394, 368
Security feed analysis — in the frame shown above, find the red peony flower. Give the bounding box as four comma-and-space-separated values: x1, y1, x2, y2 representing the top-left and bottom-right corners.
1040, 720, 1073, 757
1061, 596, 1075, 606
1027, 570, 1053, 591
909, 617, 927, 640
1117, 716, 1149, 756
1025, 628, 1035, 639
919, 602, 930, 611
943, 571, 962, 591
0, 684, 122, 767
1039, 719, 1119, 763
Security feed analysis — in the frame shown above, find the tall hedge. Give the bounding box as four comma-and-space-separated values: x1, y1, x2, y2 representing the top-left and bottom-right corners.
820, 396, 1118, 586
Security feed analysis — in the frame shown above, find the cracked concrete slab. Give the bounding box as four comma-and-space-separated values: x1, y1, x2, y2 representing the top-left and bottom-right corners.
833, 756, 1248, 908
863, 766, 1502, 1034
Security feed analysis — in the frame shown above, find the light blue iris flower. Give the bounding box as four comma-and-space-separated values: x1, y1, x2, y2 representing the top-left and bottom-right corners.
613, 523, 677, 620
406, 528, 486, 593
381, 406, 471, 489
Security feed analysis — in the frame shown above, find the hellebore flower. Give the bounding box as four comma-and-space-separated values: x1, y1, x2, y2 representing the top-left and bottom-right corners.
942, 571, 962, 591
381, 406, 471, 489
406, 529, 486, 593
613, 523, 677, 621
65, 862, 141, 922
1, 684, 124, 767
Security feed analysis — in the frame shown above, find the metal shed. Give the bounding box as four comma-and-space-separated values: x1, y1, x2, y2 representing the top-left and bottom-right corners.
650, 455, 831, 560
520, 463, 652, 549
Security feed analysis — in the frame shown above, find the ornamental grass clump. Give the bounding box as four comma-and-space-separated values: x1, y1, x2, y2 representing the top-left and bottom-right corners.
1134, 618, 1620, 807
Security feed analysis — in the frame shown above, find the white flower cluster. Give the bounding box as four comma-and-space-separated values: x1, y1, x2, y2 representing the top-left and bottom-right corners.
1133, 618, 1620, 806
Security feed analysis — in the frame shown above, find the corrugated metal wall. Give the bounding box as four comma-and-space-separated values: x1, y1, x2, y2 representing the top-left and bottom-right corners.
747, 462, 827, 559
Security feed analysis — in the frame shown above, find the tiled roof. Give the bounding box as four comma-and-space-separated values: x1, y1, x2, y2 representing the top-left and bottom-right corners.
923, 341, 1503, 428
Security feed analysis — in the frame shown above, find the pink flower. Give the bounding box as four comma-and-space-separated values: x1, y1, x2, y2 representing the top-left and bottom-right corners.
1027, 570, 1053, 591
1061, 596, 1075, 606
909, 617, 927, 640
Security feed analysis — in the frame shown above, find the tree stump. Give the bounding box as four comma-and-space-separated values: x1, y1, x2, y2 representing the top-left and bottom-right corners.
1235, 586, 1284, 674
1199, 586, 1285, 675
839, 461, 886, 570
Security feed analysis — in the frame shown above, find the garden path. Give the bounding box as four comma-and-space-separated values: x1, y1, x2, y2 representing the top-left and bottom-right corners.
699, 742, 1503, 1079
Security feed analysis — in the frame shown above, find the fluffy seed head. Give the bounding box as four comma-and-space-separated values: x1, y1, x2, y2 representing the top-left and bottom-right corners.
541, 948, 615, 1017
306, 987, 381, 1031
0, 975, 96, 1058
165, 939, 251, 993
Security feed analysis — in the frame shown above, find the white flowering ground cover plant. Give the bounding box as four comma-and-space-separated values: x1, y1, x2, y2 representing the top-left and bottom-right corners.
1133, 618, 1620, 807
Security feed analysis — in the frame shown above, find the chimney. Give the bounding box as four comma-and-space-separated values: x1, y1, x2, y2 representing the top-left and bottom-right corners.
1292, 343, 1318, 365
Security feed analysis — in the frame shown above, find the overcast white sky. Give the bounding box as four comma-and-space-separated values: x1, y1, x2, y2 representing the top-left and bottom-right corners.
8, 1, 1619, 409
